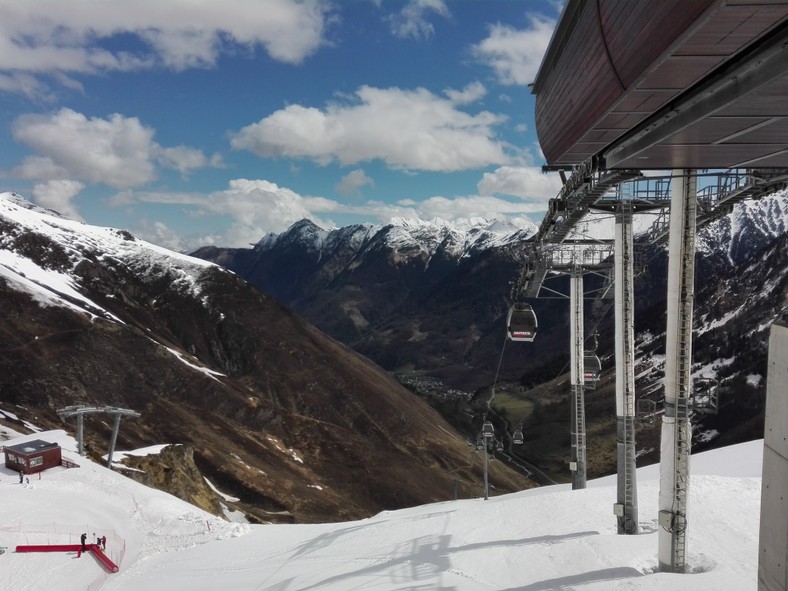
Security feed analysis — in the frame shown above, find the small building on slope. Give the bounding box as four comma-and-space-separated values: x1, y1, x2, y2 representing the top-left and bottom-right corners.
3, 439, 62, 474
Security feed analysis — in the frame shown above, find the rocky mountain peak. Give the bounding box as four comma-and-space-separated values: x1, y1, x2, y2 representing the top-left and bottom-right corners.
697, 191, 788, 265
253, 215, 539, 263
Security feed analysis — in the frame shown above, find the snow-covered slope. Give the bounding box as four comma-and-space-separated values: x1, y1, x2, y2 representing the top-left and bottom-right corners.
0, 422, 765, 591
0, 191, 216, 322
697, 191, 788, 264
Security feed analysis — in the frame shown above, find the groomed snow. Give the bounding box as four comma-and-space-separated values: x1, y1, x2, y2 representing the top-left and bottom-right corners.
0, 425, 764, 591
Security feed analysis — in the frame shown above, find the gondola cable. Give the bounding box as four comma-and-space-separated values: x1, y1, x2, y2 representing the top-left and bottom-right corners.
488, 331, 508, 410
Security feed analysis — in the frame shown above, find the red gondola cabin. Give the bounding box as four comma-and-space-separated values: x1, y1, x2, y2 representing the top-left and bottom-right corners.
3, 439, 62, 474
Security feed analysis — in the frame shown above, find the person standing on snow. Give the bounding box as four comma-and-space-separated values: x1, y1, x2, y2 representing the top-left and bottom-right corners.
80, 533, 87, 553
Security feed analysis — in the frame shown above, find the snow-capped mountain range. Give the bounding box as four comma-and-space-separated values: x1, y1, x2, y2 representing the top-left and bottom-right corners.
194, 190, 788, 476
195, 191, 788, 384
256, 215, 539, 262
250, 189, 788, 267
0, 191, 528, 523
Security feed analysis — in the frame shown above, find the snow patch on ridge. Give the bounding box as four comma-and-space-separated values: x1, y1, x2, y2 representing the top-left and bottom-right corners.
0, 192, 221, 320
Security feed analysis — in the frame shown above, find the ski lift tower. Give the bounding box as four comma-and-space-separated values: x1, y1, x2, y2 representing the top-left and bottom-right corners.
592, 176, 672, 534
613, 200, 638, 534
525, 166, 670, 526
56, 405, 103, 455
104, 406, 141, 468
523, 240, 616, 490
57, 404, 141, 467
479, 420, 495, 500
569, 266, 587, 489
658, 171, 697, 572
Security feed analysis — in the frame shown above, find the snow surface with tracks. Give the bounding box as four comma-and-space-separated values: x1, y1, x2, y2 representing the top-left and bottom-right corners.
0, 422, 764, 591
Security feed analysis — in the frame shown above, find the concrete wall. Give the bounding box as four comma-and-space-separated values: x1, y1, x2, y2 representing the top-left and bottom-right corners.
759, 318, 788, 591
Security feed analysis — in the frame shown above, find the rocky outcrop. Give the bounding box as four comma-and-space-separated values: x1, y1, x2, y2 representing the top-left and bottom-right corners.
118, 445, 224, 517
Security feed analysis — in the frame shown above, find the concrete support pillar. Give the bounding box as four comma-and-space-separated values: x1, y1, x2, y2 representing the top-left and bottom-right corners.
759, 316, 788, 591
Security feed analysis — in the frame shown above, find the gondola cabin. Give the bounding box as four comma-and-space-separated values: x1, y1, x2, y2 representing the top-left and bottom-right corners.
481, 421, 495, 438
507, 303, 538, 342
4, 439, 61, 475
583, 355, 602, 389
512, 429, 524, 445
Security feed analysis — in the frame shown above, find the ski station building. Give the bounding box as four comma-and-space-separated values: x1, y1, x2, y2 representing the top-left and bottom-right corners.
3, 439, 62, 474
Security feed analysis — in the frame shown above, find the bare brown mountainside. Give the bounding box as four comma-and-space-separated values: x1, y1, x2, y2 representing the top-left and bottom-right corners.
0, 194, 533, 523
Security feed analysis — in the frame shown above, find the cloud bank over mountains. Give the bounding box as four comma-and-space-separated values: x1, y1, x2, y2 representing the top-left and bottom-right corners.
0, 1, 562, 250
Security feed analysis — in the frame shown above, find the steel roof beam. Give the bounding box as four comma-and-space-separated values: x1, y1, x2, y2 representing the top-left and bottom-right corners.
604, 24, 788, 169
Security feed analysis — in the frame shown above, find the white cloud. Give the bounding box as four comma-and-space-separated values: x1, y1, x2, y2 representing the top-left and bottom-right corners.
387, 0, 451, 40
398, 193, 547, 220
217, 178, 339, 229
31, 179, 85, 221
10, 108, 222, 188
134, 219, 190, 253
477, 165, 562, 201
0, 72, 53, 100
0, 1, 331, 96
472, 14, 556, 85
138, 28, 220, 71
336, 169, 374, 198
12, 109, 158, 188
443, 81, 486, 105
230, 85, 509, 172
8, 155, 68, 181
115, 179, 342, 249
113, 173, 554, 250
154, 145, 225, 176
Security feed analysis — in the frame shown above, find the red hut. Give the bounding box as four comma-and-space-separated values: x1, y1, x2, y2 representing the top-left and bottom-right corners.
3, 439, 62, 474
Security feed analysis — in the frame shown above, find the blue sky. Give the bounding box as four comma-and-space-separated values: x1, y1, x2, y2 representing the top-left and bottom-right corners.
0, 0, 565, 250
